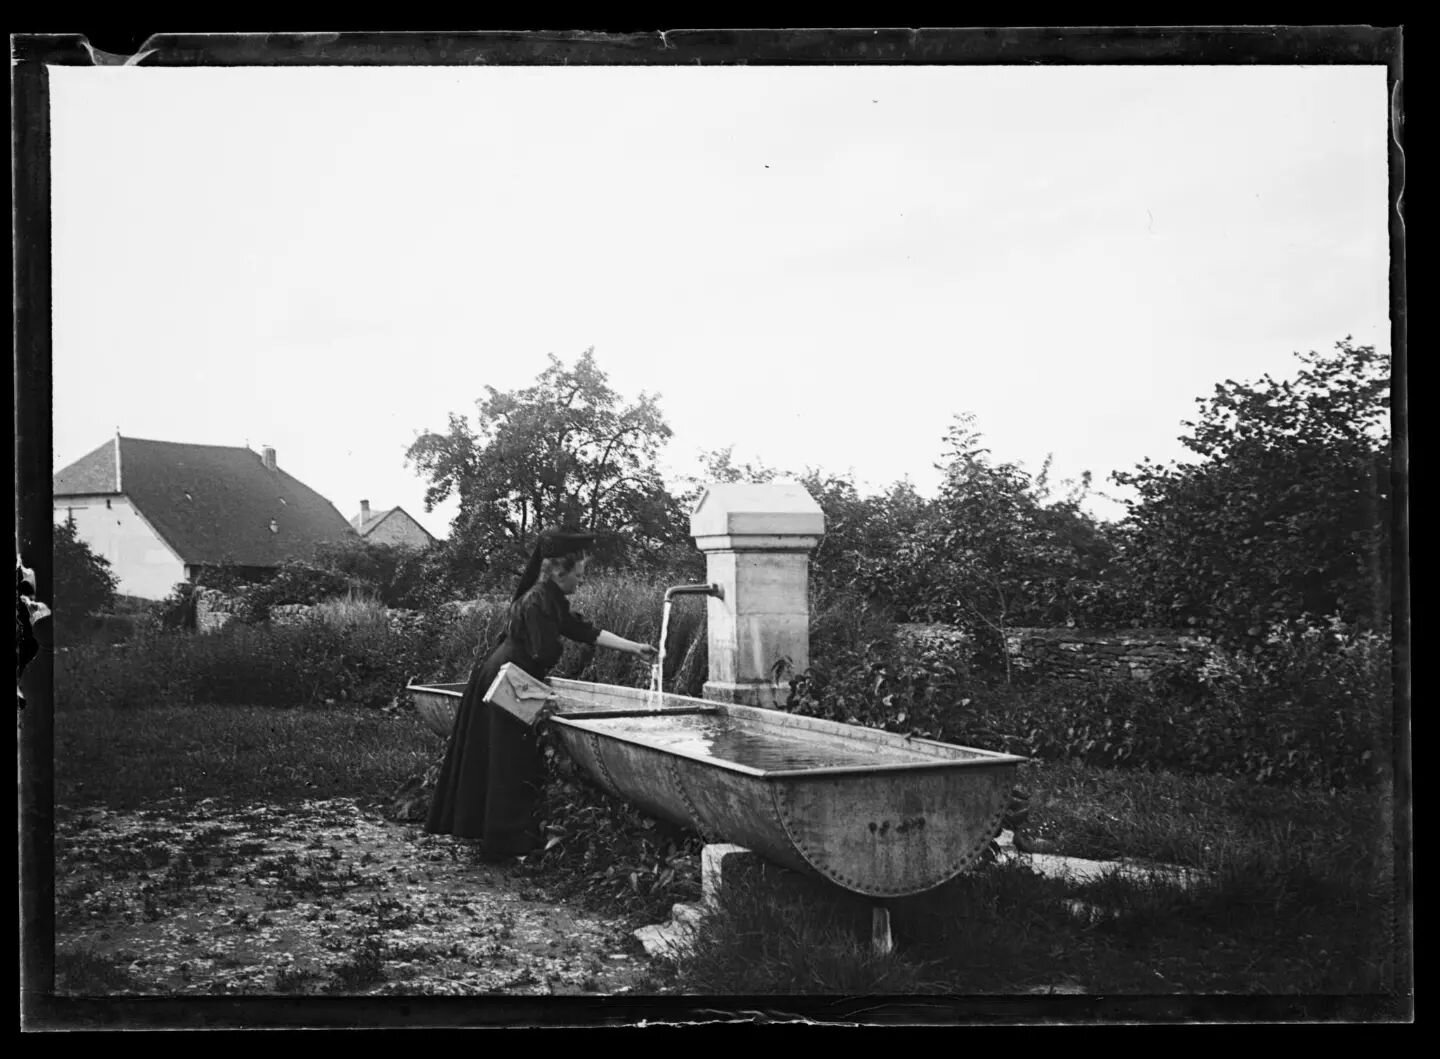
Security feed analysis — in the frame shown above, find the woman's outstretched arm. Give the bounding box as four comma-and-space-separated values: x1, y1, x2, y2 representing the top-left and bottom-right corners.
595, 630, 657, 659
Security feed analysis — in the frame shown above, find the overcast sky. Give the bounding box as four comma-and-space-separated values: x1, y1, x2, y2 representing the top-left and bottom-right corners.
48, 63, 1391, 538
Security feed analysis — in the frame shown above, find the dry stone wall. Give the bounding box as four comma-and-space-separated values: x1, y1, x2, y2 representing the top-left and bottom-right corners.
195, 588, 240, 634
900, 623, 1212, 682
1004, 627, 1213, 681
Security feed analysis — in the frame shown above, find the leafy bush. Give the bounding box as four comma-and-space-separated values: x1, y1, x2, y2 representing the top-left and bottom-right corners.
786, 614, 1391, 791
238, 561, 357, 622
1180, 617, 1393, 788
1113, 340, 1390, 648
310, 539, 408, 604
523, 744, 704, 923
52, 518, 119, 635
308, 539, 467, 609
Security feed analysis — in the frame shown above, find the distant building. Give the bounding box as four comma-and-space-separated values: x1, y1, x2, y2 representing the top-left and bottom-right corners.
53, 435, 356, 600
350, 500, 437, 551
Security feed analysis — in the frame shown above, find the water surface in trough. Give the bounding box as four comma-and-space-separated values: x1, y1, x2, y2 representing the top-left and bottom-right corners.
577, 713, 952, 773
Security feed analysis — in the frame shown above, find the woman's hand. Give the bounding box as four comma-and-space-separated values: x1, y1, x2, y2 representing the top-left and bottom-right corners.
534, 694, 561, 726
597, 629, 658, 662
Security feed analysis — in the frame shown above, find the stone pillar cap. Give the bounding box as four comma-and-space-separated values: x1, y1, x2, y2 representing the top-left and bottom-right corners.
690, 480, 826, 538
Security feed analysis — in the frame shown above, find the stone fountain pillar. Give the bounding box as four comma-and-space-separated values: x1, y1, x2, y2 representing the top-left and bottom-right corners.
689, 481, 826, 709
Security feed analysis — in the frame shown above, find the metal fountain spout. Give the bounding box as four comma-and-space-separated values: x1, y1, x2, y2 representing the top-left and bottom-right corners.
664, 583, 724, 603
651, 584, 723, 696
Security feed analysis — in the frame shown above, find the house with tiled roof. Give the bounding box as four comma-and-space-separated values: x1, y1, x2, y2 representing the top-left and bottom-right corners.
350, 500, 437, 551
53, 434, 357, 600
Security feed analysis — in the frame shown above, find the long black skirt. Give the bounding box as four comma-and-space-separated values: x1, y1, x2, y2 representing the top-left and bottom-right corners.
424, 640, 547, 854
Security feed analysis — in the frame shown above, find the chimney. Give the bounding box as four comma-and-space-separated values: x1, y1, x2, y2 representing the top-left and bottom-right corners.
262, 446, 277, 471
360, 499, 371, 527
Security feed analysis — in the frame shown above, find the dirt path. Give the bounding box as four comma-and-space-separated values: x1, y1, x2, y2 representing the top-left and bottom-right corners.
55, 797, 664, 997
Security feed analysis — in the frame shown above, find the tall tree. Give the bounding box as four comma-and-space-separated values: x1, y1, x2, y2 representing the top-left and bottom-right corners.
1112, 338, 1391, 645
407, 349, 684, 586
893, 415, 1123, 668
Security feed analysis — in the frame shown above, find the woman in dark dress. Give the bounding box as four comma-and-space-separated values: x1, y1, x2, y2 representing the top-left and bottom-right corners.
425, 527, 657, 856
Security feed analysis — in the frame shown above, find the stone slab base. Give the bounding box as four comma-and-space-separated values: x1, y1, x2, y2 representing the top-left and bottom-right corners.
992, 830, 1212, 889
701, 843, 838, 909
701, 682, 791, 710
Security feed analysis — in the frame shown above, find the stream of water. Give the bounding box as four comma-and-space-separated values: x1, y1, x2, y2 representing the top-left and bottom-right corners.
649, 598, 673, 707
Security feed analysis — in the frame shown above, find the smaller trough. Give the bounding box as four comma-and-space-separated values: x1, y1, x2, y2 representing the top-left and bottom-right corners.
409, 668, 1026, 899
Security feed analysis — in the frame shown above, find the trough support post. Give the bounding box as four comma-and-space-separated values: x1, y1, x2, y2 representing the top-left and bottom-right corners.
872, 906, 894, 957
690, 482, 826, 710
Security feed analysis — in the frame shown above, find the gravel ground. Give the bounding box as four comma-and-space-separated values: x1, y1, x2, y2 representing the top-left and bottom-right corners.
54, 797, 664, 997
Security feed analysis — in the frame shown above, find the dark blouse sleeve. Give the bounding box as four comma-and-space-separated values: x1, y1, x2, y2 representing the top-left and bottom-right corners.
559, 602, 602, 646
518, 592, 565, 668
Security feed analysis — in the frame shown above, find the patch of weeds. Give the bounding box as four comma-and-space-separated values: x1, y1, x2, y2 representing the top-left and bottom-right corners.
389, 943, 439, 963
102, 842, 174, 874
504, 968, 540, 989
331, 863, 363, 889
631, 966, 675, 993
464, 943, 502, 966
363, 894, 420, 930
164, 849, 220, 891
55, 946, 141, 995
327, 930, 389, 992
526, 764, 705, 924
671, 873, 939, 995
274, 965, 325, 994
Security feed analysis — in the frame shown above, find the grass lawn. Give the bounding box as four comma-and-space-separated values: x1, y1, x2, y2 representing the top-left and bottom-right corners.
56, 699, 443, 814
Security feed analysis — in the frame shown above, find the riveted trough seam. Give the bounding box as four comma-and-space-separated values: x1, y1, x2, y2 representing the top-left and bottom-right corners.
665, 755, 718, 844
587, 732, 625, 802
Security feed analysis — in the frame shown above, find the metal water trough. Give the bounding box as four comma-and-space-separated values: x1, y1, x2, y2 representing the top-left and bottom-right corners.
407, 669, 1025, 899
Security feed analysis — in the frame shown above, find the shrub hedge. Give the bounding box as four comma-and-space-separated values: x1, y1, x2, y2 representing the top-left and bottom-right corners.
785, 613, 1391, 791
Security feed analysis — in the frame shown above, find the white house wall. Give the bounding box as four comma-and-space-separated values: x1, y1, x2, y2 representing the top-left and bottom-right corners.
54, 495, 186, 601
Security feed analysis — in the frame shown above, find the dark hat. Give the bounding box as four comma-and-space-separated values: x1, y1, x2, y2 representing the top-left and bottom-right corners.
538, 528, 598, 558
512, 525, 598, 601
